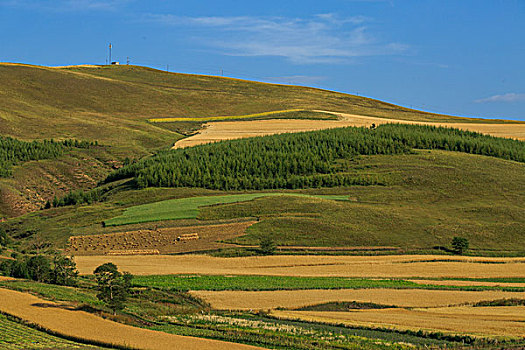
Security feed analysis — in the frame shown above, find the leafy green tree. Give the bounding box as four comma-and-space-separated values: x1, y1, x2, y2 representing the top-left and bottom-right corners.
94, 263, 133, 314
259, 236, 276, 255
26, 255, 52, 282
51, 254, 78, 286
452, 236, 469, 255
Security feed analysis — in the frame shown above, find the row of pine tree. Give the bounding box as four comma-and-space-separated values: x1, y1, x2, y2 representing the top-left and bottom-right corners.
105, 124, 524, 191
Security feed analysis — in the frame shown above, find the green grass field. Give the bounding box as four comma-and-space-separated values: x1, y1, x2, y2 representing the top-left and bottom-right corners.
104, 193, 349, 226
132, 275, 525, 292
0, 313, 104, 349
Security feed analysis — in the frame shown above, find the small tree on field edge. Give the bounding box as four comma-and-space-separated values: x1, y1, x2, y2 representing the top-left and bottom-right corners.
259, 236, 276, 255
452, 236, 469, 255
94, 263, 133, 314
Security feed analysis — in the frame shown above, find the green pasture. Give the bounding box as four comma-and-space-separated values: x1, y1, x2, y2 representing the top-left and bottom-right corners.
104, 193, 349, 226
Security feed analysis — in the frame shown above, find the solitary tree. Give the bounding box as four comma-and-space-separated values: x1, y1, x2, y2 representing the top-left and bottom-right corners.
94, 263, 133, 314
452, 236, 469, 255
259, 236, 276, 255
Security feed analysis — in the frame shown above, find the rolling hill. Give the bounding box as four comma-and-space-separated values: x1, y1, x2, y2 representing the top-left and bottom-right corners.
0, 63, 523, 256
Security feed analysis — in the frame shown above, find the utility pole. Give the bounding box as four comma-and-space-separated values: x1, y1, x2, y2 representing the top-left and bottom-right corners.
127, 57, 130, 65
221, 68, 223, 76
166, 64, 169, 72
109, 43, 112, 64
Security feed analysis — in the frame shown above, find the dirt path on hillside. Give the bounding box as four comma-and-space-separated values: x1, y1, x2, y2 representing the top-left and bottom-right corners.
0, 288, 264, 350
173, 111, 525, 148
74, 254, 525, 278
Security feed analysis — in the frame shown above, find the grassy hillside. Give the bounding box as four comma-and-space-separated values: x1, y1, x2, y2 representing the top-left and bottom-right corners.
3, 149, 523, 254
1, 63, 523, 255
1, 63, 522, 218
1, 63, 516, 146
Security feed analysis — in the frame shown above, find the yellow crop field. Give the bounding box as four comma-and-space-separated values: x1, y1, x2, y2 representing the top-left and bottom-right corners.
74, 254, 525, 277
0, 288, 263, 350
190, 288, 525, 310
271, 307, 525, 338
174, 111, 525, 148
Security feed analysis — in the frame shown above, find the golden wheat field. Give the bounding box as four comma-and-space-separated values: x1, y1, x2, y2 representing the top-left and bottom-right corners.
0, 288, 263, 350
74, 254, 525, 277
271, 308, 525, 338
173, 111, 525, 148
190, 288, 525, 310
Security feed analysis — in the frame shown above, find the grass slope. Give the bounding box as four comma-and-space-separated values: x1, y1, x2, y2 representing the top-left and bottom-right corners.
1, 63, 515, 147
0, 63, 521, 218
104, 193, 349, 226
2, 150, 523, 254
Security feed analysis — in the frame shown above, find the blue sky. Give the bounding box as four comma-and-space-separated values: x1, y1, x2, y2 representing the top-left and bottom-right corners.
1, 0, 524, 120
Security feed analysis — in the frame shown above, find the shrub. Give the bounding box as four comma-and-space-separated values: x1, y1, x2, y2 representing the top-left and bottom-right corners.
452, 236, 469, 255
259, 236, 276, 255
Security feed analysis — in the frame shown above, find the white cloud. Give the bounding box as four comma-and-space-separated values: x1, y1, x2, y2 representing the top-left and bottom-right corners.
144, 14, 408, 64
475, 93, 525, 103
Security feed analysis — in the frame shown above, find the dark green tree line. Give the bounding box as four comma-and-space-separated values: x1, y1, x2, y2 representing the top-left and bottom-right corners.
0, 136, 97, 177
103, 124, 523, 192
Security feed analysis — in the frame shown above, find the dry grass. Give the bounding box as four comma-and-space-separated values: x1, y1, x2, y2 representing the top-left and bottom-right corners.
74, 254, 525, 277
190, 288, 525, 310
69, 221, 255, 256
0, 288, 263, 350
149, 109, 304, 122
174, 111, 525, 148
271, 307, 525, 338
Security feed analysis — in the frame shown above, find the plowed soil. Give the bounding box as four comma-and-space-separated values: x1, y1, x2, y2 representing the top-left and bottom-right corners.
69, 221, 255, 255
191, 288, 525, 310
174, 111, 525, 148
74, 254, 525, 278
0, 288, 263, 350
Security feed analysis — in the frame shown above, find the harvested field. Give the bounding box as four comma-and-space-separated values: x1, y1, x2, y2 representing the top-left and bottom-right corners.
74, 254, 525, 277
190, 288, 525, 310
271, 307, 525, 338
409, 279, 525, 288
0, 288, 263, 350
174, 111, 525, 148
69, 221, 255, 256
